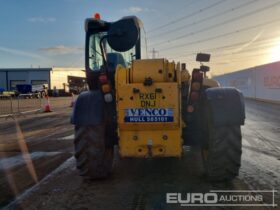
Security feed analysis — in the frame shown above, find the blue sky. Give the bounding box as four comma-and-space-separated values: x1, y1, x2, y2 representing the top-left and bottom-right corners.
0, 0, 280, 75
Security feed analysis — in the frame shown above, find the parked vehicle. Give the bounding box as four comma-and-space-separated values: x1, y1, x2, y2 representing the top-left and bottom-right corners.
15, 84, 48, 98
32, 84, 48, 98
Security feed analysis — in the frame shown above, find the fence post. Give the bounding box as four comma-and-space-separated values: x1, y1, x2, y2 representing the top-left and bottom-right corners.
17, 95, 20, 114
10, 96, 13, 114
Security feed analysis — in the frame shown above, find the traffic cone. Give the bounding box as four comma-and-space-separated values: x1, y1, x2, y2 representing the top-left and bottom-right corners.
43, 96, 52, 112
70, 93, 76, 107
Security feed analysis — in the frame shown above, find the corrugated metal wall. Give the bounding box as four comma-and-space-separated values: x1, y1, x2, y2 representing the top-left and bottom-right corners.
214, 61, 280, 102
0, 72, 7, 90
0, 69, 51, 90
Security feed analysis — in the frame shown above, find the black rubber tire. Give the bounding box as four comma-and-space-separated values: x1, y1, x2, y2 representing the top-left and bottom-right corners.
202, 125, 242, 182
74, 125, 113, 179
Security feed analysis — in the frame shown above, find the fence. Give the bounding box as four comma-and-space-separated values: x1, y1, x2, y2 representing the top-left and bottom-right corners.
0, 94, 42, 119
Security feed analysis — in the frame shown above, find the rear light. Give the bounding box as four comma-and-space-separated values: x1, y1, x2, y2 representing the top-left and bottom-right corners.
98, 73, 113, 103
187, 68, 204, 112
187, 105, 194, 113
104, 93, 113, 103
99, 74, 108, 84
101, 84, 111, 93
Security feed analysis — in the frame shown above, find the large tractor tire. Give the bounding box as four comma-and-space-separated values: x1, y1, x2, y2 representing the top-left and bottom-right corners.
74, 124, 113, 179
202, 124, 242, 182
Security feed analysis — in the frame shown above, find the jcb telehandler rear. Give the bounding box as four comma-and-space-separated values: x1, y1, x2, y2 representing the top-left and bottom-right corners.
71, 14, 245, 181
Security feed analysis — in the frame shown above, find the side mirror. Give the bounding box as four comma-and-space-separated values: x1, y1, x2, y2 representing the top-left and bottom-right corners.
107, 17, 140, 52
196, 53, 210, 62
200, 65, 210, 72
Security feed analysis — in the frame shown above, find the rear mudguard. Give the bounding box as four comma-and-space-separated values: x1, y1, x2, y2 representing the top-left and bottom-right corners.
71, 90, 105, 126
204, 87, 245, 127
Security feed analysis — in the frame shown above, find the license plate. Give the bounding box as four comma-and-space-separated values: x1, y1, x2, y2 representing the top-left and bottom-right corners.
138, 92, 158, 108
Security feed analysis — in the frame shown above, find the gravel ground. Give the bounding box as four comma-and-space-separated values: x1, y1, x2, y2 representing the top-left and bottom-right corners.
1, 98, 279, 210
239, 99, 280, 205
0, 97, 74, 207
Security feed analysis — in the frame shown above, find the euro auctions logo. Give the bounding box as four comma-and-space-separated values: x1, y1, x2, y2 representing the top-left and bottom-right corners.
166, 190, 278, 207
166, 192, 218, 205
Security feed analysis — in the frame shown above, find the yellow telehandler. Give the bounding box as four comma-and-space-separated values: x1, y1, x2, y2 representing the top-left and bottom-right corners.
71, 14, 245, 181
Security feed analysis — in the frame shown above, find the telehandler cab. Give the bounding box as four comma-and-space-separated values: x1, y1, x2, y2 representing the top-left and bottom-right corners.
71, 14, 245, 181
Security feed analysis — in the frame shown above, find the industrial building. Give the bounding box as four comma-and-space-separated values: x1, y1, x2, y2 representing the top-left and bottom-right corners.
0, 67, 86, 94
214, 61, 280, 102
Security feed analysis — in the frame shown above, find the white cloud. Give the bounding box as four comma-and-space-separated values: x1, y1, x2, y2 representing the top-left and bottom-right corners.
123, 6, 156, 14
128, 6, 143, 13
39, 45, 83, 55
27, 17, 56, 23
0, 46, 45, 60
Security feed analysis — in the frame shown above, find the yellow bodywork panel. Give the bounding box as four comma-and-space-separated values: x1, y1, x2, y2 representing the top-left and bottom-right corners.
115, 60, 183, 158
130, 59, 175, 83
119, 130, 182, 157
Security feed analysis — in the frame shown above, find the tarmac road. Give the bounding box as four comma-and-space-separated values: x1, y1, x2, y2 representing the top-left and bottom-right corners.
1, 98, 279, 210
239, 99, 280, 200
0, 97, 74, 207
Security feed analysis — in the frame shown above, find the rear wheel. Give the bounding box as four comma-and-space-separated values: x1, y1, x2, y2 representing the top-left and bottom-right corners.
202, 124, 242, 182
74, 125, 113, 179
